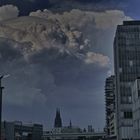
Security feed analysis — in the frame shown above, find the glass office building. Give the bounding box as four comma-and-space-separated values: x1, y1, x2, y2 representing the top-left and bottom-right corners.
132, 78, 140, 140
114, 21, 140, 140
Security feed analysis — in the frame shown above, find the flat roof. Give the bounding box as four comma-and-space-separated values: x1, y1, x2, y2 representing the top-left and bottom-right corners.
123, 20, 140, 26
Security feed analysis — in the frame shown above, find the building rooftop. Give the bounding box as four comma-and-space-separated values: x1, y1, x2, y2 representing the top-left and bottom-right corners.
123, 20, 140, 26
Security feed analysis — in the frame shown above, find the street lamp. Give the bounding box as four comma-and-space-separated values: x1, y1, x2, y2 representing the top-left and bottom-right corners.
0, 74, 10, 140
0, 75, 4, 140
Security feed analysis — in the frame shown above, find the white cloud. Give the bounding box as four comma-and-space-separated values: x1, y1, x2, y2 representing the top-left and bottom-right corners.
0, 5, 19, 21
107, 70, 112, 76
90, 10, 132, 29
85, 52, 110, 67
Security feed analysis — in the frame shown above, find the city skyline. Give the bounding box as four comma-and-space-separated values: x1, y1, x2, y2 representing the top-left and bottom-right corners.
0, 0, 139, 130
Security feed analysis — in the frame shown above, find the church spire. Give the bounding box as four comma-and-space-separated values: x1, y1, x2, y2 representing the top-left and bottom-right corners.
54, 108, 62, 128
69, 120, 72, 128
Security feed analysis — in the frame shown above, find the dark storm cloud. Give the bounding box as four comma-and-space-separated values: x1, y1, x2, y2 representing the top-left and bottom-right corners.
0, 40, 48, 107
29, 48, 108, 90
0, 39, 22, 61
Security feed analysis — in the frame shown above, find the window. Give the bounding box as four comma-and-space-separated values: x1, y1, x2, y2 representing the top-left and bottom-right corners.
138, 90, 140, 97
129, 60, 133, 67
119, 67, 122, 73
128, 96, 132, 103
123, 111, 133, 119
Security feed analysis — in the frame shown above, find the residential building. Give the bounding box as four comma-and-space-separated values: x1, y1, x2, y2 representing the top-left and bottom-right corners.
105, 75, 116, 139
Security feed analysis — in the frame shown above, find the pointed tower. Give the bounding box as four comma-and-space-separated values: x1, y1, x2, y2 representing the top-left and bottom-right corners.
54, 108, 62, 128
69, 120, 72, 128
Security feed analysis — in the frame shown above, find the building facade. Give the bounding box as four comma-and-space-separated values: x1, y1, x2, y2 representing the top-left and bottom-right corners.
114, 21, 140, 140
105, 75, 116, 139
44, 128, 105, 140
2, 121, 43, 140
132, 78, 140, 140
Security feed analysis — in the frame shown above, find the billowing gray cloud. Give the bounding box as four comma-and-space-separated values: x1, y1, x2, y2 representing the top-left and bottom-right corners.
29, 9, 131, 64
0, 5, 19, 21
30, 9, 131, 29
0, 14, 110, 67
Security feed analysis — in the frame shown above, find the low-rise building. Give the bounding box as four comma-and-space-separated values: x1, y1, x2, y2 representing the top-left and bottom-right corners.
2, 121, 43, 140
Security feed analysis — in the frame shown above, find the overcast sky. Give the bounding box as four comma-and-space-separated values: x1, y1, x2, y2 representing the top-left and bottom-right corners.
0, 0, 138, 130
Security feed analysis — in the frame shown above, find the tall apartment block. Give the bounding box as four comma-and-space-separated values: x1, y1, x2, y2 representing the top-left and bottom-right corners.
114, 21, 140, 140
105, 75, 116, 139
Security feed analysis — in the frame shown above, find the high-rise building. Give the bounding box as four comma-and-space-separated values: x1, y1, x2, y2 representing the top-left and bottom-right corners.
54, 108, 62, 128
132, 78, 140, 140
114, 21, 140, 140
105, 75, 116, 139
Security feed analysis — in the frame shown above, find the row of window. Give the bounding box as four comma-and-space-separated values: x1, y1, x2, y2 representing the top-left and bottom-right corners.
118, 27, 140, 33
122, 111, 133, 119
